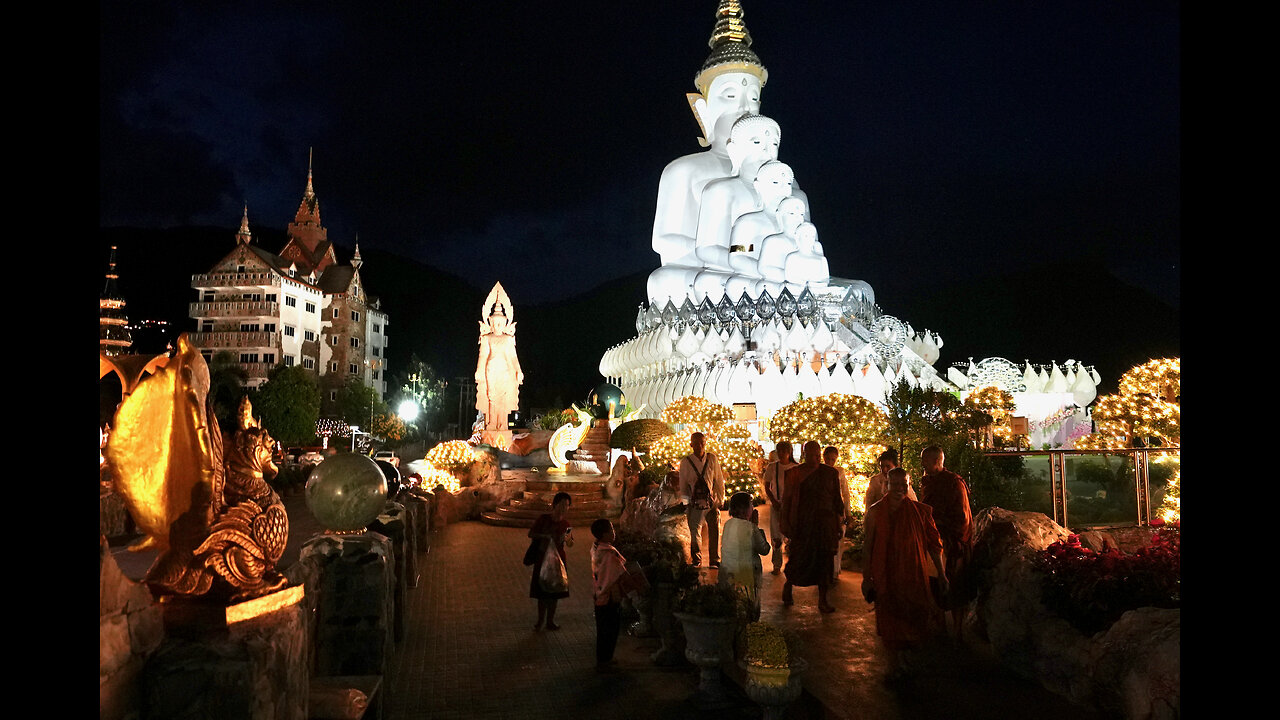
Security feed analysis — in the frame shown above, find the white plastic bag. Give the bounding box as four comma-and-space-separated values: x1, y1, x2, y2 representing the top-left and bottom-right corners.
539, 542, 568, 594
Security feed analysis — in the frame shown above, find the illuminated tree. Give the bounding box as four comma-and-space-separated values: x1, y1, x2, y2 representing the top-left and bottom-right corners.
1075, 358, 1180, 522
1076, 358, 1180, 449
648, 396, 764, 498
426, 440, 480, 472
964, 386, 1018, 449
769, 393, 890, 513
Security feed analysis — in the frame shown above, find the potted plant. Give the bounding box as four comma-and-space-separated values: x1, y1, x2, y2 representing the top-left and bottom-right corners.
672, 582, 749, 706
615, 531, 699, 663
737, 621, 808, 719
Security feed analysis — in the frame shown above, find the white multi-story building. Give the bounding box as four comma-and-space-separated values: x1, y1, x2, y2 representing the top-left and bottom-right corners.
189, 164, 389, 411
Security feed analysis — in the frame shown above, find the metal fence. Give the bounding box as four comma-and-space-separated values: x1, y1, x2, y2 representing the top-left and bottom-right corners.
970, 448, 1179, 530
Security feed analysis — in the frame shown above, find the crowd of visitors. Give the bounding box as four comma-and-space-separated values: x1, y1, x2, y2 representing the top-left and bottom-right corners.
523, 434, 976, 682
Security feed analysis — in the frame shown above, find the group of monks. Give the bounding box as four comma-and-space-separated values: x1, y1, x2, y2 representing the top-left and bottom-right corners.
673, 432, 975, 677
761, 441, 975, 677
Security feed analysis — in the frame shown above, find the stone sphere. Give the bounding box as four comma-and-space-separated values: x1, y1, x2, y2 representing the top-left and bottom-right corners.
587, 383, 627, 419
305, 453, 388, 532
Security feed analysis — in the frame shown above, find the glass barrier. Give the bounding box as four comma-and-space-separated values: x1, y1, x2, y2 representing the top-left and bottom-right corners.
977, 448, 1178, 530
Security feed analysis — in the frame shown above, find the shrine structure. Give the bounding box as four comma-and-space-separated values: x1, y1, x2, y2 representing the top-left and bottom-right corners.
598, 2, 1098, 448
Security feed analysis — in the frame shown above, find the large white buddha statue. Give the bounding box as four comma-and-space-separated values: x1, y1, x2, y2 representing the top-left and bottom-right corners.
751, 195, 806, 297
783, 222, 829, 292
647, 1, 768, 306
695, 113, 782, 272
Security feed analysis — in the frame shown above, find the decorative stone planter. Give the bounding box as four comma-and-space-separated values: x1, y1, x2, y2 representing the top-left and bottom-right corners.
740, 657, 808, 720
672, 612, 736, 706
649, 583, 683, 666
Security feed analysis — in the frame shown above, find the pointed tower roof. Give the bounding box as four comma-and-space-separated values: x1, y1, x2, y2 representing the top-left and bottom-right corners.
352, 237, 363, 269
236, 205, 252, 244
282, 147, 334, 271
694, 1, 768, 94
294, 147, 321, 226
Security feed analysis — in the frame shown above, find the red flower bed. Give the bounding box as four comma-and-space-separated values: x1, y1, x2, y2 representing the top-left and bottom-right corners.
1036, 523, 1180, 635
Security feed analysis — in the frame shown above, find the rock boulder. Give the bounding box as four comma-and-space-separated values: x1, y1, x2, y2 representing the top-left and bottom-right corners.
971, 508, 1180, 719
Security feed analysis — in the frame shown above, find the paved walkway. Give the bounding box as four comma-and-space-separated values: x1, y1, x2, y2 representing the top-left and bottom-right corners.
110, 495, 1102, 720
375, 502, 1100, 720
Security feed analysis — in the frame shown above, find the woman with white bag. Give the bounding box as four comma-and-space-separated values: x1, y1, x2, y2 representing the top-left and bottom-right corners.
528, 492, 574, 630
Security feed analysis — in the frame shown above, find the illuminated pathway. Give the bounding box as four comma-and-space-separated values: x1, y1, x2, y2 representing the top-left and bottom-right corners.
373, 500, 1100, 720
252, 494, 1102, 719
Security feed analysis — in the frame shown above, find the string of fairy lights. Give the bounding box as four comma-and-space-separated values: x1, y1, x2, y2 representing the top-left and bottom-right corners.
648, 396, 765, 498
1074, 357, 1180, 522
411, 358, 1181, 521
768, 393, 891, 514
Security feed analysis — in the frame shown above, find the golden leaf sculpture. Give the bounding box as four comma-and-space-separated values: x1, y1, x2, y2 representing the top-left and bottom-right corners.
105, 334, 288, 600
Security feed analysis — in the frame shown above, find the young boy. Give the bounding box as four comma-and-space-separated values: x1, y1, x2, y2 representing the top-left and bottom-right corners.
718, 492, 771, 621
590, 518, 633, 671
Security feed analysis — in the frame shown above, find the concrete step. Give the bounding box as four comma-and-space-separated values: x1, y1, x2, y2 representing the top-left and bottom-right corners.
525, 478, 606, 492
479, 506, 620, 528
503, 497, 611, 515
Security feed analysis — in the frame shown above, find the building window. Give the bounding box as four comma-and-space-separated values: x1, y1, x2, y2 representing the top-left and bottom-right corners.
304, 330, 316, 341
284, 355, 295, 367
305, 302, 316, 313
372, 370, 380, 380
330, 390, 337, 402
201, 350, 214, 362
201, 321, 214, 332
331, 336, 340, 346
241, 323, 260, 332
243, 293, 262, 301
303, 357, 315, 369
264, 323, 276, 333
350, 363, 359, 374
237, 265, 246, 273
203, 291, 215, 302
240, 353, 259, 363
372, 346, 380, 357
372, 323, 381, 333
351, 310, 360, 321
332, 308, 341, 319
266, 293, 277, 303
284, 325, 295, 337
331, 362, 339, 372
350, 337, 360, 348
285, 295, 297, 308
263, 353, 275, 364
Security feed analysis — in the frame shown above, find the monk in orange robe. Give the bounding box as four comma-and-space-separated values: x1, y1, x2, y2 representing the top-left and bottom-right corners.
919, 445, 975, 641
862, 467, 947, 678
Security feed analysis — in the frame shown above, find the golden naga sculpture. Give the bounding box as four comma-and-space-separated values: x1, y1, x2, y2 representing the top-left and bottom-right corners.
104, 334, 289, 600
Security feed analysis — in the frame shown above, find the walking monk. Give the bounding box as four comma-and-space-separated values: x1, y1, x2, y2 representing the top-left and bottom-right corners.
919, 445, 975, 641
781, 441, 844, 613
861, 468, 947, 680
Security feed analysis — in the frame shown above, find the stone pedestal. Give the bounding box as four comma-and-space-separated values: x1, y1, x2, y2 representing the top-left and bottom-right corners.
142, 586, 308, 720
300, 533, 395, 679
403, 492, 432, 553
368, 502, 414, 642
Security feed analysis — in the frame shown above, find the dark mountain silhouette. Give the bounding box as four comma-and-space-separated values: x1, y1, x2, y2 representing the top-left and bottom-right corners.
101, 226, 1178, 420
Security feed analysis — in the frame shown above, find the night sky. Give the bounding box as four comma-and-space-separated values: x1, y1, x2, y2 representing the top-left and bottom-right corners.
100, 1, 1180, 309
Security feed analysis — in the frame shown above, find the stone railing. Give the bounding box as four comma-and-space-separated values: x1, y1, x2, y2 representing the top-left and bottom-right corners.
189, 300, 281, 318
189, 330, 280, 350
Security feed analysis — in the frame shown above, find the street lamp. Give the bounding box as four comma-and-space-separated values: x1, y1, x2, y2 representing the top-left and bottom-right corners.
398, 399, 420, 422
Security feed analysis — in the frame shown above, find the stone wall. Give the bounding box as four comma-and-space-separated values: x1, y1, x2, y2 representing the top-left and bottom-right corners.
101, 536, 164, 720
972, 508, 1180, 719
